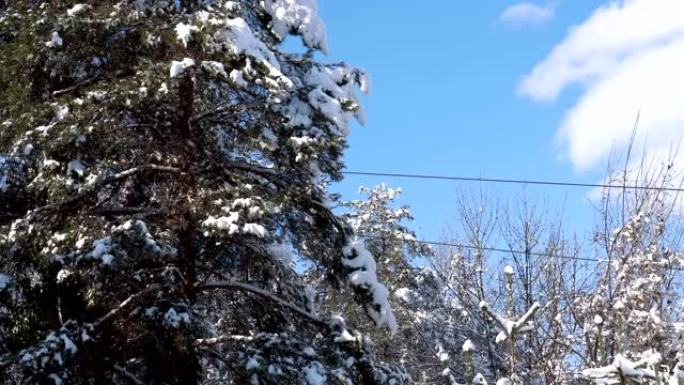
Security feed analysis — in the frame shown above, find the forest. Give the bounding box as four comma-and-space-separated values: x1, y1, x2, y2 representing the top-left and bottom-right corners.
1, 1, 683, 385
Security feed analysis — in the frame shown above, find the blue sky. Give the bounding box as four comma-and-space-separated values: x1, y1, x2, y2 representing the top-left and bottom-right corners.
313, 1, 684, 242
318, 1, 601, 240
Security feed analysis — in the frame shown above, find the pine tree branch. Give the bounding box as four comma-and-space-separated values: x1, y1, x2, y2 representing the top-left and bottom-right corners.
0, 353, 14, 368
199, 281, 326, 327
52, 72, 101, 97
188, 103, 251, 127
194, 335, 254, 346
113, 364, 146, 385
224, 160, 278, 178
92, 207, 162, 217
94, 284, 161, 327
1, 286, 161, 369
28, 164, 182, 219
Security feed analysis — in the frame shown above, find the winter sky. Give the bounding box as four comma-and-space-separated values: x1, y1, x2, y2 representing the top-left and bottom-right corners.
319, 0, 684, 240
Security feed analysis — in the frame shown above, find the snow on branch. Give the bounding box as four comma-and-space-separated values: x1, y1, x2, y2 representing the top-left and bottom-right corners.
583, 352, 663, 385
28, 164, 182, 219
194, 335, 255, 346
479, 300, 541, 340
342, 237, 398, 334
261, 0, 328, 53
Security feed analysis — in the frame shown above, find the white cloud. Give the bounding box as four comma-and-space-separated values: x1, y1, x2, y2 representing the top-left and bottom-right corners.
519, 0, 684, 102
559, 38, 684, 171
500, 2, 556, 27
519, 0, 684, 174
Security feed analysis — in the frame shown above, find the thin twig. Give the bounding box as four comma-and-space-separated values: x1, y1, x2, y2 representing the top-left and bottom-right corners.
94, 284, 160, 327
113, 364, 146, 385
52, 73, 101, 97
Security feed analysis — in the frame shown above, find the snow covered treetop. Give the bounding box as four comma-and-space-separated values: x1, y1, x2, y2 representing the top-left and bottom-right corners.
261, 0, 329, 53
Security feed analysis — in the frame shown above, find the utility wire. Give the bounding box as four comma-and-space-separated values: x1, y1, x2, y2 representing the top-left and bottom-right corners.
368, 236, 684, 273
347, 170, 684, 269
343, 171, 684, 193
404, 238, 599, 263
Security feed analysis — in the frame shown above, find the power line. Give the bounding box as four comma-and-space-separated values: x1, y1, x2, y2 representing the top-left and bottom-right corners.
343, 171, 684, 193
379, 237, 684, 273
406, 238, 599, 263
347, 170, 684, 270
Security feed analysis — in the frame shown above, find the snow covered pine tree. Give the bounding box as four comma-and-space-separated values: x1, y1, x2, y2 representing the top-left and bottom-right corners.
314, 185, 443, 383
0, 1, 404, 384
